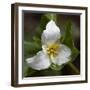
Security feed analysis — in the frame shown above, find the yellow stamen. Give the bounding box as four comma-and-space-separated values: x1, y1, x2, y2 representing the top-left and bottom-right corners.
46, 43, 60, 60
50, 54, 54, 61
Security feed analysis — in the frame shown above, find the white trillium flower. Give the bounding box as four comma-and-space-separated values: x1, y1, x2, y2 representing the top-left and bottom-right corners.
26, 20, 71, 70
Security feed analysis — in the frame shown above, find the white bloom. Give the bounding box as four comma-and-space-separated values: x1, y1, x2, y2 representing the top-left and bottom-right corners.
26, 20, 71, 70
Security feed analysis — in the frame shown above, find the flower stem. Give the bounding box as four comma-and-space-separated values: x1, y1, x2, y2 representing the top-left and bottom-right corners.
68, 62, 80, 74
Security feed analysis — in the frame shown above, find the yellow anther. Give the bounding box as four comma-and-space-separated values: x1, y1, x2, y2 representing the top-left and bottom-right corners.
46, 43, 60, 59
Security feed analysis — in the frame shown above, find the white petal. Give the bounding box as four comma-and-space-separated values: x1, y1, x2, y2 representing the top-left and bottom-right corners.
55, 44, 71, 65
26, 51, 51, 70
41, 20, 61, 45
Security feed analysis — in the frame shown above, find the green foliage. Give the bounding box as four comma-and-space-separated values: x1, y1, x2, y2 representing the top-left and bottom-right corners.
24, 67, 37, 77
24, 41, 41, 58
45, 13, 57, 22
62, 21, 79, 62
50, 63, 64, 71
25, 67, 61, 77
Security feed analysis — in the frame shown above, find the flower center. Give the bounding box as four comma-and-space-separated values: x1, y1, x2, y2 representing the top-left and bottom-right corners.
46, 43, 60, 59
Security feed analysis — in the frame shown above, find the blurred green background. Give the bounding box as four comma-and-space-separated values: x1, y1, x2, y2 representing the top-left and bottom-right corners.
22, 11, 80, 77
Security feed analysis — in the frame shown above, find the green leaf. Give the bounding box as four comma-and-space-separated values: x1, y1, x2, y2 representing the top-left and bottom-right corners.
24, 67, 37, 77
24, 41, 41, 58
50, 63, 63, 71
61, 20, 80, 74
34, 15, 49, 38
45, 13, 57, 22
32, 36, 41, 43
40, 68, 61, 76
62, 21, 79, 62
